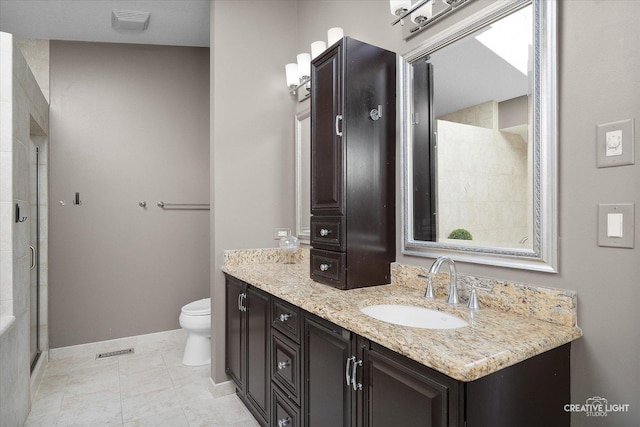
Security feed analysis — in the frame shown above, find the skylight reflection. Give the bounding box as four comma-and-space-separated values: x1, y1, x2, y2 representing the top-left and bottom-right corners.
475, 5, 532, 75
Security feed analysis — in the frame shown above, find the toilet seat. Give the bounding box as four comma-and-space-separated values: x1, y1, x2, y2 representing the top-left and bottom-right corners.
181, 298, 211, 316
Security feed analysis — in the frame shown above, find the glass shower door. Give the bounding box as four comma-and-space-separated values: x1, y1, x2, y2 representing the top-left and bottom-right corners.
29, 142, 41, 370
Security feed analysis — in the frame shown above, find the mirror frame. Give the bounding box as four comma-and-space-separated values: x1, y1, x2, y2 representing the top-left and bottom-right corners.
400, 0, 558, 272
295, 107, 311, 243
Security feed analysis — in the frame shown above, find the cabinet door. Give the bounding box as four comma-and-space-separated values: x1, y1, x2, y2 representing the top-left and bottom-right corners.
362, 343, 461, 427
225, 275, 245, 391
245, 286, 271, 422
304, 315, 354, 427
311, 43, 345, 215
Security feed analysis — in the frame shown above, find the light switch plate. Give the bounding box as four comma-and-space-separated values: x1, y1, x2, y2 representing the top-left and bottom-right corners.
596, 118, 635, 167
598, 203, 635, 248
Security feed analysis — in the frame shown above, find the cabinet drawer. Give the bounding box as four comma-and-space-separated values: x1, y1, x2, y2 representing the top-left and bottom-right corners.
271, 331, 301, 405
310, 249, 346, 289
272, 385, 300, 427
311, 216, 345, 251
272, 299, 300, 343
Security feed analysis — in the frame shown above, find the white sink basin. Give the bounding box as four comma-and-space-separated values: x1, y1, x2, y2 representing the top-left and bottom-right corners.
361, 304, 469, 329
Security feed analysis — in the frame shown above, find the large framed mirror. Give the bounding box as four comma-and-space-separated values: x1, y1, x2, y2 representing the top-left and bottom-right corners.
401, 0, 557, 272
295, 108, 311, 242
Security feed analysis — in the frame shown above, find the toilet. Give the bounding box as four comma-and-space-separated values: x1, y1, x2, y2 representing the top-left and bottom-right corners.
179, 297, 211, 366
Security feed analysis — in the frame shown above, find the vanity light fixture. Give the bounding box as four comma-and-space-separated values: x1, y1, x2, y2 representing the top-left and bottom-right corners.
411, 1, 433, 24
311, 41, 326, 59
390, 0, 412, 16
286, 28, 345, 96
297, 53, 311, 81
285, 54, 311, 96
285, 63, 300, 90
327, 27, 344, 46
391, 0, 473, 36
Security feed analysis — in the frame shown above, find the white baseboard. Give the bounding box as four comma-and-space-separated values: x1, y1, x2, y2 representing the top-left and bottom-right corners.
49, 329, 187, 361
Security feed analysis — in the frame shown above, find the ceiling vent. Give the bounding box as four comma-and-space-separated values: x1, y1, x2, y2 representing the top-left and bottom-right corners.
111, 9, 150, 31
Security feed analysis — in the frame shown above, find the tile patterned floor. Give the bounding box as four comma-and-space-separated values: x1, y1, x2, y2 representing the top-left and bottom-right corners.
25, 346, 259, 426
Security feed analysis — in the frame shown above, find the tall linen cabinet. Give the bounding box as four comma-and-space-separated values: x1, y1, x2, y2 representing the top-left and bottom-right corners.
309, 37, 396, 289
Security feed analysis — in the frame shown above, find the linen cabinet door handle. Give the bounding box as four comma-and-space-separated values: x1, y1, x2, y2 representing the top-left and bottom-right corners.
278, 417, 291, 427
351, 359, 363, 391
335, 114, 343, 136
345, 356, 355, 386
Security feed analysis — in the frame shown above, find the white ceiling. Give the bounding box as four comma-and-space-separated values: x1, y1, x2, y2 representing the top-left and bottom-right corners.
0, 0, 210, 47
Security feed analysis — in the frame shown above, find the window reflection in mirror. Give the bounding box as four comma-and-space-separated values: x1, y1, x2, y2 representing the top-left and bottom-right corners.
412, 4, 534, 250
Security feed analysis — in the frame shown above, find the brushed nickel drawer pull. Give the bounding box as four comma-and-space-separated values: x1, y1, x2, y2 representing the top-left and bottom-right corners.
277, 360, 291, 370
320, 228, 331, 236
278, 417, 291, 427
279, 313, 293, 322
320, 263, 331, 272
351, 359, 363, 391
345, 356, 355, 386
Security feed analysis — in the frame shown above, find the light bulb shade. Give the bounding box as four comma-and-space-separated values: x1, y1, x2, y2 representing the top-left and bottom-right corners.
411, 2, 433, 24
296, 53, 311, 79
327, 27, 344, 46
311, 41, 327, 59
285, 63, 299, 87
390, 0, 412, 16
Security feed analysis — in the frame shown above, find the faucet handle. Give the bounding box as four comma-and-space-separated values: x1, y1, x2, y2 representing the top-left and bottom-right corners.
467, 288, 480, 310
418, 274, 435, 299
424, 277, 435, 299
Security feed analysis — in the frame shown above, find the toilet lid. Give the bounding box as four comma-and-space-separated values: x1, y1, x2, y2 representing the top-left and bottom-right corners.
181, 298, 211, 315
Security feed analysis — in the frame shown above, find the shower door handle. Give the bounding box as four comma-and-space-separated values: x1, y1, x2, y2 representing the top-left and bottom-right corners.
29, 245, 36, 270
335, 115, 343, 136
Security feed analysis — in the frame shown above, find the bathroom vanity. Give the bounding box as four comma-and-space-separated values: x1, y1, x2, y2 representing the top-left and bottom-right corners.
223, 251, 581, 427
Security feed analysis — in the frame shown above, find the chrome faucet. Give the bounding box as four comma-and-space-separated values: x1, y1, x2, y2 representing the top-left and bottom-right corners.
428, 256, 459, 305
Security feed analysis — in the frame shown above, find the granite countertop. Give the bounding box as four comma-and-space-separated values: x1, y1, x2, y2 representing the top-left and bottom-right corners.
222, 249, 582, 382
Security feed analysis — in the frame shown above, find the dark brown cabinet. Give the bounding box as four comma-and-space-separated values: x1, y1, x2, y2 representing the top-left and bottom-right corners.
225, 275, 244, 388
225, 276, 570, 427
310, 37, 396, 290
225, 275, 271, 426
271, 298, 303, 427
303, 315, 355, 427
359, 340, 462, 427
356, 340, 569, 427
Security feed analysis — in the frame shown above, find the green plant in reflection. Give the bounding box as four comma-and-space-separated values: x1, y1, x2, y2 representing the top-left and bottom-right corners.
448, 229, 473, 240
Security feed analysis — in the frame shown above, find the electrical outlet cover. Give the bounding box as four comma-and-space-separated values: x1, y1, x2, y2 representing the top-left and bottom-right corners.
274, 228, 291, 239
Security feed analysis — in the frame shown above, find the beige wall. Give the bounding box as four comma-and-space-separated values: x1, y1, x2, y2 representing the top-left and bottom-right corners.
49, 41, 210, 347
210, 0, 298, 381
0, 32, 49, 426
292, 1, 640, 425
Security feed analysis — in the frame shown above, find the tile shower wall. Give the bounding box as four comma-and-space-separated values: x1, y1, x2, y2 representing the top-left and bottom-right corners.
0, 32, 50, 427
437, 101, 530, 247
